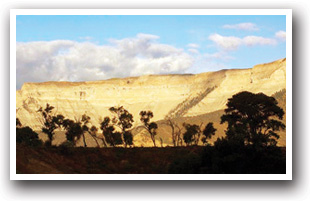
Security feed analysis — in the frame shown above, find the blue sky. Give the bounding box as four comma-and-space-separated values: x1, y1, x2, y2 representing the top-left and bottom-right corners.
16, 15, 286, 89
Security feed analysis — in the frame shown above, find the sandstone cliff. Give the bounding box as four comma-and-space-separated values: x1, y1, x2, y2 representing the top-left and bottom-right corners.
16, 58, 286, 146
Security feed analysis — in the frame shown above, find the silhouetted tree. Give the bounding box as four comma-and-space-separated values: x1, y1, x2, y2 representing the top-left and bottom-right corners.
123, 131, 133, 147
16, 118, 42, 147
183, 123, 200, 146
16, 126, 43, 147
221, 91, 285, 147
165, 119, 183, 147
89, 125, 101, 148
37, 103, 64, 146
62, 118, 83, 146
193, 123, 204, 146
81, 114, 102, 147
109, 106, 134, 147
100, 116, 122, 147
139, 111, 158, 147
201, 122, 217, 145
175, 124, 184, 146
62, 115, 101, 147
80, 114, 91, 147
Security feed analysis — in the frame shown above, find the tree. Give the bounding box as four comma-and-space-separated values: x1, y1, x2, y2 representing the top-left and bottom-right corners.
165, 119, 183, 147
183, 123, 200, 146
109, 106, 134, 147
16, 118, 42, 147
220, 91, 285, 147
139, 111, 158, 147
62, 115, 101, 147
16, 126, 43, 147
80, 114, 103, 147
80, 114, 91, 147
193, 123, 204, 146
37, 103, 64, 146
88, 125, 101, 148
62, 118, 84, 146
201, 122, 217, 145
100, 116, 123, 147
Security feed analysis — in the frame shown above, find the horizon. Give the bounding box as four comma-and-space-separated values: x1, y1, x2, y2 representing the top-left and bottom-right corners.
16, 15, 286, 89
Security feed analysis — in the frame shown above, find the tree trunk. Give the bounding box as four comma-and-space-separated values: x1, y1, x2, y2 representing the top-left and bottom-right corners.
87, 131, 100, 148
151, 135, 156, 147
82, 133, 87, 147
101, 137, 108, 147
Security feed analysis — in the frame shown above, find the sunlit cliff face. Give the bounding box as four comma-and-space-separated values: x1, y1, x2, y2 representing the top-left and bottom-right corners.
16, 58, 286, 146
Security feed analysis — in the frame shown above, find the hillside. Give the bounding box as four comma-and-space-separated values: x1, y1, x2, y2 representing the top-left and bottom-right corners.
16, 58, 286, 147
16, 144, 286, 174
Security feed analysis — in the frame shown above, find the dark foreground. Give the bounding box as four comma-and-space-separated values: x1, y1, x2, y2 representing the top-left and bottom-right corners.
16, 144, 286, 174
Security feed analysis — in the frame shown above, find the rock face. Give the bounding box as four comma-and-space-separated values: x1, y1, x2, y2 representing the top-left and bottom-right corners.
16, 58, 286, 145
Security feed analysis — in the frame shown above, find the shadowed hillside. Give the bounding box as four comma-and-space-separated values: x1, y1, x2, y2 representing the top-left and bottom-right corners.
16, 144, 285, 174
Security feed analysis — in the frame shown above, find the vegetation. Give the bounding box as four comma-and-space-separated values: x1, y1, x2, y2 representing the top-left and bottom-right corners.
100, 116, 122, 147
16, 91, 286, 174
37, 103, 64, 146
182, 123, 201, 146
109, 106, 134, 147
139, 111, 158, 147
221, 91, 285, 147
62, 118, 84, 147
16, 118, 43, 147
201, 122, 217, 145
165, 119, 183, 146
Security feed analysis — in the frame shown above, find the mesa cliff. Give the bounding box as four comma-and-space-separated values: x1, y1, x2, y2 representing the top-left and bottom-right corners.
16, 58, 286, 146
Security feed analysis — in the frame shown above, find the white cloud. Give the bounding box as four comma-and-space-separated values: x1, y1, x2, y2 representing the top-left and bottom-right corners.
188, 48, 199, 54
16, 34, 193, 89
222, 23, 259, 31
209, 33, 277, 51
275, 30, 286, 41
208, 34, 242, 51
243, 36, 277, 46
187, 43, 200, 48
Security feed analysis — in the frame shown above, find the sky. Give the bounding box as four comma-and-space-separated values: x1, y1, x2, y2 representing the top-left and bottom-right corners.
16, 15, 286, 89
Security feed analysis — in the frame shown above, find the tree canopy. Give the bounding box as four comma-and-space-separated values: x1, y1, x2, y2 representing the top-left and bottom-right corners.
183, 123, 200, 146
100, 116, 123, 147
221, 91, 285, 147
201, 122, 217, 145
139, 111, 158, 147
37, 103, 64, 146
109, 106, 134, 147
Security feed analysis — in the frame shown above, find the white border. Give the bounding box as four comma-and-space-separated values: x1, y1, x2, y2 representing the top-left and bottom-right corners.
10, 9, 292, 180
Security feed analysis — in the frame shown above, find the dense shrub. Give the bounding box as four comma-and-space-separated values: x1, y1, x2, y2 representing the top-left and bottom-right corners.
198, 138, 286, 174
16, 126, 43, 147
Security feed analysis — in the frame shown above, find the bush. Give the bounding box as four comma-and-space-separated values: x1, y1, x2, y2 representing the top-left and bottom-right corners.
16, 127, 43, 147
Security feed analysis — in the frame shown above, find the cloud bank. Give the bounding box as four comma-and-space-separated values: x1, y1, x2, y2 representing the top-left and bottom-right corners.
16, 34, 193, 89
16, 31, 285, 89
